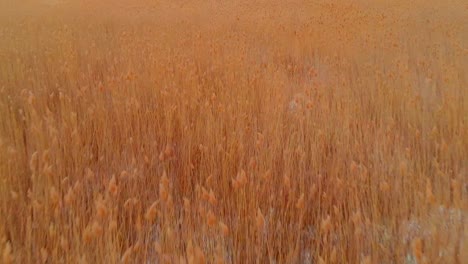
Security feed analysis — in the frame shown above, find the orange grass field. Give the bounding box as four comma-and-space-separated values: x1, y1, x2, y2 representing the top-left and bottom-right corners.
0, 0, 467, 263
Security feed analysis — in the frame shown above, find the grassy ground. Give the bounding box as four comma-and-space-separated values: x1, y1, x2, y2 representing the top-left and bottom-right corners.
0, 0, 467, 263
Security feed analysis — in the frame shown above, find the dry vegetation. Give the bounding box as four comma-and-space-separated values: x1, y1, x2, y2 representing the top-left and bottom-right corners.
0, 0, 467, 263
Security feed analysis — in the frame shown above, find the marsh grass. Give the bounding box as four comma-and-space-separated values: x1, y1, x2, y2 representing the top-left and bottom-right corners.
0, 0, 466, 263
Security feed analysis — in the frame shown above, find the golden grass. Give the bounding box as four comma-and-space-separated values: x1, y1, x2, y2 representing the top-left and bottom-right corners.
0, 0, 467, 263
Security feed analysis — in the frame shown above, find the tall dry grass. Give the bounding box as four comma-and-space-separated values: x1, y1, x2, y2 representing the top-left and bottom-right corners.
0, 0, 467, 263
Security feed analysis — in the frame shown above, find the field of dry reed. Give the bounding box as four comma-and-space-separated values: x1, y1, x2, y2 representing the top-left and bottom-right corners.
0, 0, 467, 263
